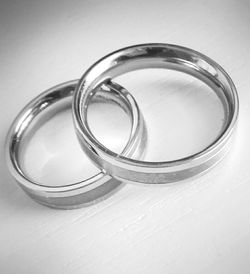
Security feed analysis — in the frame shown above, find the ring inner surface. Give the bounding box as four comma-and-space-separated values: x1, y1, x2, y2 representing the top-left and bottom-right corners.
16, 88, 132, 187
79, 45, 237, 165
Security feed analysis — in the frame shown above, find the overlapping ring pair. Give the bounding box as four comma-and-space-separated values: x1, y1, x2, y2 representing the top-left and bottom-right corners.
6, 44, 239, 209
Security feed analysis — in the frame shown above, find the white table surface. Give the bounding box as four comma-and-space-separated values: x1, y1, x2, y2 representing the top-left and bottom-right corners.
1, 0, 250, 273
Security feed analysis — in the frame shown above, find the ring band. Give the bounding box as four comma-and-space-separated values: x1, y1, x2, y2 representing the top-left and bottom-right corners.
6, 80, 147, 208
74, 43, 239, 184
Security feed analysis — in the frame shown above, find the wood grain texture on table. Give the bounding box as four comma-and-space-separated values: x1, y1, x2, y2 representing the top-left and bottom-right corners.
0, 0, 250, 273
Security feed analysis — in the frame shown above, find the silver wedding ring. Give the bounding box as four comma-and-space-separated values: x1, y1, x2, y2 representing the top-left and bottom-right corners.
6, 80, 146, 208
6, 43, 239, 208
74, 43, 239, 184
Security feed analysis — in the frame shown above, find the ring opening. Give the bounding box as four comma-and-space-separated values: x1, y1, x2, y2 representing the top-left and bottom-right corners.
18, 92, 131, 186
114, 69, 226, 161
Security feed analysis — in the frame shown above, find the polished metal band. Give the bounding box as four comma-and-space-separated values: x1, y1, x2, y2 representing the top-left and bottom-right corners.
74, 43, 239, 184
6, 80, 147, 208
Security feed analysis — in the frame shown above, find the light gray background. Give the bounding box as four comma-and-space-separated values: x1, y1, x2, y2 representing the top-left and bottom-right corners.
1, 0, 250, 273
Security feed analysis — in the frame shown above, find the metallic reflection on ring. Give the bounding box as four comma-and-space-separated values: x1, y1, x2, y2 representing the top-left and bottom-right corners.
74, 43, 239, 184
6, 80, 147, 208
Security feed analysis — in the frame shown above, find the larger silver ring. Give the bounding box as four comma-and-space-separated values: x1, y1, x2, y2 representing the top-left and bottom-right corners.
6, 80, 147, 208
74, 43, 239, 184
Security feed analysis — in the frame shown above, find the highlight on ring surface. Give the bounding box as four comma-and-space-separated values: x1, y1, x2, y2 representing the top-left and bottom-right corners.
74, 43, 239, 184
6, 80, 147, 208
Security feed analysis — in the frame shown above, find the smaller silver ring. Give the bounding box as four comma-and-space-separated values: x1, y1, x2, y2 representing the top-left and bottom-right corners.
74, 43, 239, 184
6, 80, 147, 209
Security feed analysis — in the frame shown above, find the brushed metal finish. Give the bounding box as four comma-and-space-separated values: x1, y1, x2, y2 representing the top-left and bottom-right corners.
74, 43, 239, 184
6, 80, 147, 209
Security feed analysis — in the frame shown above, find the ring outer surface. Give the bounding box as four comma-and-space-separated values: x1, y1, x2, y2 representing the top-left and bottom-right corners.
74, 43, 239, 184
6, 80, 147, 209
